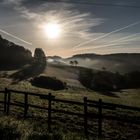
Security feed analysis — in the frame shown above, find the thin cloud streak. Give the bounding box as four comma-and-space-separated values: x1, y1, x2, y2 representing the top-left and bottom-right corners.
74, 42, 127, 52
75, 32, 140, 51
73, 21, 140, 49
75, 33, 140, 51
0, 29, 32, 45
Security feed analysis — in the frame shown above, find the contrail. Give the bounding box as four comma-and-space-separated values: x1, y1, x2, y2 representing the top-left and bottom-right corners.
0, 29, 32, 45
74, 42, 126, 52
73, 21, 140, 49
75, 33, 140, 51
75, 33, 140, 50
109, 32, 140, 43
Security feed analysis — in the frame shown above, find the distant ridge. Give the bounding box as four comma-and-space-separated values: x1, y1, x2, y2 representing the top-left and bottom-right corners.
64, 53, 140, 73
69, 53, 140, 59
47, 55, 62, 60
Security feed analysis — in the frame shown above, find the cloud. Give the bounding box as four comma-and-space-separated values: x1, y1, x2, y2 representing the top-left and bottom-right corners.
2, 0, 40, 20
2, 0, 22, 5
38, 9, 103, 39
73, 32, 140, 52
73, 21, 140, 49
0, 28, 32, 45
2, 0, 103, 40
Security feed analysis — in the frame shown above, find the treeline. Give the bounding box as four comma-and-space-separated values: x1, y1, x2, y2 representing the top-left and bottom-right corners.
71, 53, 140, 59
71, 53, 100, 59
0, 35, 33, 69
79, 69, 140, 91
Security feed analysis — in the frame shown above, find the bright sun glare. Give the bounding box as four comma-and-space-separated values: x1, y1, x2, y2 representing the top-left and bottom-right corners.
44, 23, 61, 39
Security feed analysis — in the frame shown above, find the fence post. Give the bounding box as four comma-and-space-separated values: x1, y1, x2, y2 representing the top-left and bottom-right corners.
84, 97, 88, 136
4, 88, 8, 113
6, 89, 11, 115
48, 93, 52, 132
24, 93, 28, 118
98, 99, 102, 138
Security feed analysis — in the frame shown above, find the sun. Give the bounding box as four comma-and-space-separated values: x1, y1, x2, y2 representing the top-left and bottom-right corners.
44, 23, 61, 39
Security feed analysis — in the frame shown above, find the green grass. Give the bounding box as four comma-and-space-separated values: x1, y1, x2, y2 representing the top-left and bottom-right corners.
0, 115, 91, 140
0, 65, 140, 140
0, 78, 140, 139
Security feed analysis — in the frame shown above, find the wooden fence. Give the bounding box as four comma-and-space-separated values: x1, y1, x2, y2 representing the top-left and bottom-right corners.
0, 88, 140, 137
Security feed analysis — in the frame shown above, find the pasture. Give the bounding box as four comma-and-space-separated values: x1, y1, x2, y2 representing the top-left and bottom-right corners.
0, 64, 140, 140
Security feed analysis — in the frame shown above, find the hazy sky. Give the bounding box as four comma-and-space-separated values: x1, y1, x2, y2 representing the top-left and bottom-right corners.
0, 0, 140, 57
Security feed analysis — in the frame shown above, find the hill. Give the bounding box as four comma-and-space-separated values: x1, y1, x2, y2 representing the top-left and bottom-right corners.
43, 63, 85, 89
64, 53, 140, 73
0, 35, 33, 70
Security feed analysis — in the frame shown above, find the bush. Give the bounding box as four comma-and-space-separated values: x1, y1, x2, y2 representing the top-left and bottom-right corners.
124, 71, 140, 88
79, 69, 140, 91
31, 76, 67, 90
79, 69, 125, 91
79, 69, 93, 88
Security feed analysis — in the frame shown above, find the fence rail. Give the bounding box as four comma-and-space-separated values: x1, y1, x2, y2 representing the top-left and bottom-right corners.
0, 88, 140, 137
87, 99, 140, 111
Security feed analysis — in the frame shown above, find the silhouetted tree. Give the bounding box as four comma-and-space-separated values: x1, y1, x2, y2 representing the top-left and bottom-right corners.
102, 67, 106, 71
124, 71, 140, 88
69, 60, 78, 66
34, 48, 46, 66
69, 61, 74, 66
0, 35, 32, 69
74, 60, 78, 66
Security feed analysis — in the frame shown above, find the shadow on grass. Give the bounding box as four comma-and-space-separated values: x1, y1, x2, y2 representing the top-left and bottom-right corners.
97, 90, 120, 98
0, 65, 22, 71
10, 64, 46, 83
0, 125, 21, 140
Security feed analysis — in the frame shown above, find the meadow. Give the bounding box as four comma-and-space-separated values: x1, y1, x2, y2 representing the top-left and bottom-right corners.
0, 64, 140, 140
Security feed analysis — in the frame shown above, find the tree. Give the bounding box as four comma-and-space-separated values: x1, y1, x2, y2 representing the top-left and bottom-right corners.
74, 60, 78, 66
69, 60, 78, 66
34, 48, 46, 66
69, 61, 74, 66
0, 35, 32, 69
102, 67, 106, 71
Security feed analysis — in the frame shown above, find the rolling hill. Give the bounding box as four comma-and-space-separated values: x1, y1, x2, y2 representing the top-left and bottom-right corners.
62, 53, 140, 73
43, 63, 86, 89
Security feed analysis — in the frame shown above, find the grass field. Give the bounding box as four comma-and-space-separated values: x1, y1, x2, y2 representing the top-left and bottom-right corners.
0, 64, 140, 140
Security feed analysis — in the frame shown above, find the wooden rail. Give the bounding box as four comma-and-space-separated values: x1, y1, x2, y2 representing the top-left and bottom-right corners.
0, 88, 140, 137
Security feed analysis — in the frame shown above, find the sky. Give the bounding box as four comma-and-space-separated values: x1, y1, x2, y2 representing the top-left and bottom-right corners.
0, 0, 140, 57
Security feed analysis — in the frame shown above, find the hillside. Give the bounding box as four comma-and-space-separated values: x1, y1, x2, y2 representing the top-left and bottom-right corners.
64, 53, 140, 73
43, 63, 86, 89
0, 35, 33, 70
